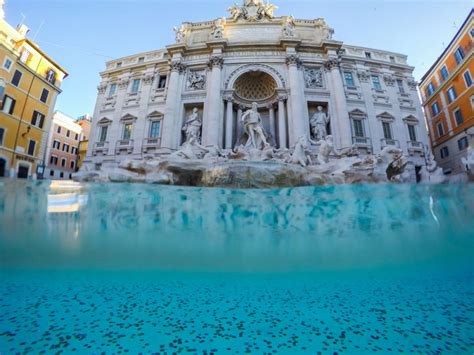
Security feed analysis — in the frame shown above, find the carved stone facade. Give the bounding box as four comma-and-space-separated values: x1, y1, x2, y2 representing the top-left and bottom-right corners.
84, 0, 429, 179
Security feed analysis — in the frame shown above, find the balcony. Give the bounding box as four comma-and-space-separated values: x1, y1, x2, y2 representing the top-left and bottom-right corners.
381, 138, 400, 148
407, 141, 424, 154
142, 137, 162, 153
92, 141, 109, 156
352, 136, 371, 147
115, 139, 134, 154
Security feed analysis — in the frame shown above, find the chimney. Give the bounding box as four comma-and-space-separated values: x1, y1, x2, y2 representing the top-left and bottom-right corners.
0, 0, 5, 21
16, 24, 29, 36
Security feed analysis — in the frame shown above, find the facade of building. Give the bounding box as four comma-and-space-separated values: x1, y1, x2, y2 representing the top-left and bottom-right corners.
45, 112, 82, 180
419, 10, 473, 175
84, 0, 429, 177
76, 114, 91, 170
0, 5, 68, 179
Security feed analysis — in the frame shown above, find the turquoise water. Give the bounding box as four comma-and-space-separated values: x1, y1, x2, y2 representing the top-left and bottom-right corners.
0, 180, 473, 353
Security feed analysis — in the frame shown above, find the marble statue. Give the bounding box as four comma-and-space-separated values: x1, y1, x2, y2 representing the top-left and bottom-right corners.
461, 146, 474, 177
241, 102, 270, 150
289, 136, 315, 167
260, 2, 278, 18
419, 146, 447, 184
229, 0, 277, 21
310, 106, 330, 141
173, 24, 187, 43
317, 135, 337, 165
282, 16, 295, 37
210, 18, 226, 39
187, 71, 206, 90
182, 108, 202, 143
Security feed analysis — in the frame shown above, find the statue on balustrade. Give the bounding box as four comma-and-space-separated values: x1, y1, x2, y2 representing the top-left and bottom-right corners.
182, 108, 202, 143
241, 102, 270, 150
310, 106, 330, 141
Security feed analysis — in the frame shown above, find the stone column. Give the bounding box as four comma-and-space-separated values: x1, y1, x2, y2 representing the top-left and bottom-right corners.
162, 60, 186, 149
278, 96, 288, 149
324, 58, 352, 149
236, 105, 244, 146
286, 54, 309, 147
268, 103, 276, 144
203, 55, 224, 147
133, 72, 155, 155
225, 97, 234, 149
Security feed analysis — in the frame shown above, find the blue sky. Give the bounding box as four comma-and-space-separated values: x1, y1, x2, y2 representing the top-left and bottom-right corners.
4, 0, 472, 119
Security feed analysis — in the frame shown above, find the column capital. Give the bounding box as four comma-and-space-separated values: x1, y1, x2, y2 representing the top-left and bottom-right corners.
323, 57, 339, 71
225, 95, 234, 103
278, 94, 288, 102
97, 84, 107, 94
208, 55, 224, 69
267, 103, 277, 110
143, 74, 155, 85
285, 54, 301, 67
170, 61, 186, 74
357, 70, 371, 83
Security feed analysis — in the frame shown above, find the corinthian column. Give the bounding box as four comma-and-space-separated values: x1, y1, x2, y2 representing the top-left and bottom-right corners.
324, 57, 352, 149
278, 96, 288, 149
203, 55, 224, 147
161, 60, 186, 149
225, 96, 234, 149
286, 54, 309, 147
268, 103, 276, 143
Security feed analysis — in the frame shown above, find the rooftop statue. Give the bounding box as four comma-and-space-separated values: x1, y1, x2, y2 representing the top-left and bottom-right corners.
228, 0, 278, 21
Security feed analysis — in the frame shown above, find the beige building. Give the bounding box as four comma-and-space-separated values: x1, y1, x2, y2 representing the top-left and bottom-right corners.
45, 112, 83, 179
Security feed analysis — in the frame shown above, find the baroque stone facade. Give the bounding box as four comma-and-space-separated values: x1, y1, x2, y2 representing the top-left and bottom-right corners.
83, 0, 429, 180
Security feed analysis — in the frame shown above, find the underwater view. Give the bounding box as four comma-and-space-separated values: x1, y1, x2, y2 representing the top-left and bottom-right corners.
0, 179, 473, 353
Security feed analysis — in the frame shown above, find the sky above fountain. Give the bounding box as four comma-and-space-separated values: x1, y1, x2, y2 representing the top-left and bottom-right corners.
4, 0, 471, 119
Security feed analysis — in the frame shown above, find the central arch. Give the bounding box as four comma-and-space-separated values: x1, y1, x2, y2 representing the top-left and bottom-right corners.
234, 71, 278, 104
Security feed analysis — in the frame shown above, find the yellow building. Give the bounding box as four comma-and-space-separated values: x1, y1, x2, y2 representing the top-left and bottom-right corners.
0, 11, 68, 178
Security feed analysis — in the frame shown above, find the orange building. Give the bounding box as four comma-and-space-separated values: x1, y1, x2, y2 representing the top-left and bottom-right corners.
419, 10, 474, 175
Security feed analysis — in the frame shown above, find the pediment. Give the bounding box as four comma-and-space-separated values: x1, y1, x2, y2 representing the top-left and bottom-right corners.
97, 117, 112, 125
120, 113, 137, 122
376, 111, 395, 120
403, 115, 419, 123
148, 110, 164, 118
349, 108, 366, 117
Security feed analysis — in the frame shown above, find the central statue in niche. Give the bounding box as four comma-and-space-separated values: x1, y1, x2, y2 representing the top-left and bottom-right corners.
241, 102, 270, 149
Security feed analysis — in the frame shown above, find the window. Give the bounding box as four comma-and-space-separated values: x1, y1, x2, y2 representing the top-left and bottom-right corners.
66, 130, 70, 138
46, 69, 56, 84
0, 127, 4, 145
62, 144, 70, 153
108, 83, 117, 97
60, 172, 64, 178
372, 75, 382, 91
40, 89, 49, 103
365, 52, 372, 59
440, 66, 449, 81
464, 71, 472, 87
75, 133, 79, 141
99, 126, 108, 142
396, 79, 405, 94
50, 155, 58, 165
149, 121, 162, 138
70, 161, 75, 170
3, 58, 12, 71
458, 137, 469, 151
447, 87, 457, 103
50, 170, 54, 177
389, 56, 395, 63
437, 122, 445, 137
471, 27, 474, 38
131, 79, 140, 94
53, 140, 60, 149
382, 122, 392, 140
20, 49, 30, 63
116, 62, 122, 68
31, 111, 45, 129
158, 75, 167, 89
353, 119, 364, 138
61, 158, 66, 167
138, 57, 145, 63
454, 47, 465, 65
344, 72, 355, 87
426, 82, 435, 96
454, 109, 464, 126
2, 95, 16, 115
123, 123, 133, 140
11, 70, 22, 87
440, 146, 449, 159
27, 140, 36, 156
57, 126, 61, 134
407, 125, 417, 142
